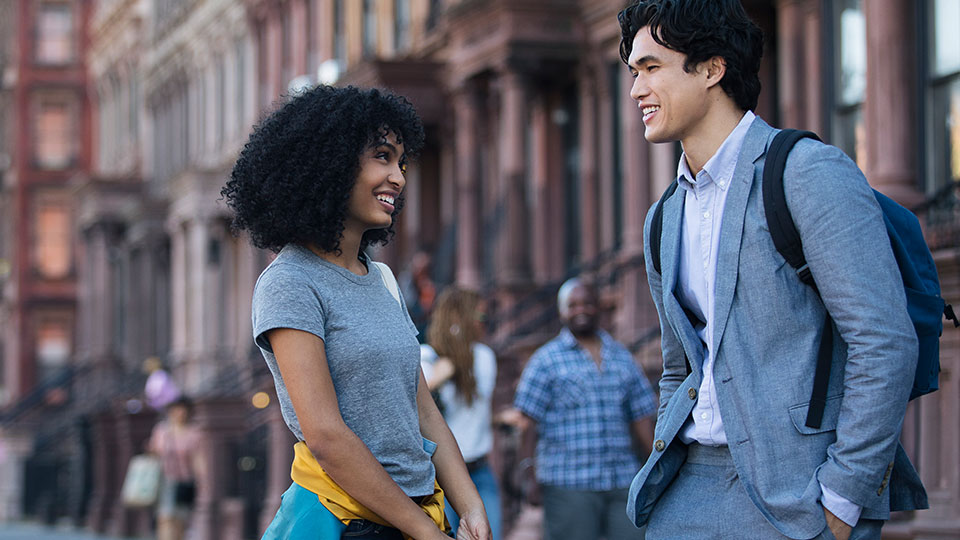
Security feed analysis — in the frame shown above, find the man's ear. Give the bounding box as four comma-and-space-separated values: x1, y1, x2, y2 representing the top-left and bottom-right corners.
704, 56, 726, 89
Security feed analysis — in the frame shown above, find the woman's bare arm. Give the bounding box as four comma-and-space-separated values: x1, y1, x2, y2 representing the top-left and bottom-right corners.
269, 328, 448, 540
424, 357, 455, 391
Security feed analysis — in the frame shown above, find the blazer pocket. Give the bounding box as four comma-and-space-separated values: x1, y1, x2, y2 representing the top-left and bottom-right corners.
789, 394, 843, 434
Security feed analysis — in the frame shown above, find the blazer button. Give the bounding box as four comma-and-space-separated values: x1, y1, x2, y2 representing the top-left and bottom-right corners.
654, 440, 665, 452
688, 388, 697, 400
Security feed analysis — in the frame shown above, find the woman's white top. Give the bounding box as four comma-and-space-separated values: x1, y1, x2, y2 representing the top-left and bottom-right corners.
420, 342, 497, 462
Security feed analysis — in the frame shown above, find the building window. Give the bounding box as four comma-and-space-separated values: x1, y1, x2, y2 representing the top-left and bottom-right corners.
427, 0, 442, 31
832, 0, 866, 169
34, 98, 74, 169
35, 2, 74, 64
35, 316, 71, 381
33, 196, 71, 280
363, 0, 377, 58
927, 0, 960, 193
334, 0, 346, 67
608, 63, 624, 249
395, 0, 411, 53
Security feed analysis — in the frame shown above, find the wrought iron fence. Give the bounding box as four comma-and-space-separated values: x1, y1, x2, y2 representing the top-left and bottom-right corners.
913, 180, 960, 252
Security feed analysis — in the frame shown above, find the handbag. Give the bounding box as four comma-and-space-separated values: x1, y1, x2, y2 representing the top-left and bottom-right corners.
173, 480, 196, 506
120, 454, 162, 507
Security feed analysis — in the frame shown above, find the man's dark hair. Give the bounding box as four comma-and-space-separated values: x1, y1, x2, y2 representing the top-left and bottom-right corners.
222, 85, 425, 254
618, 0, 763, 112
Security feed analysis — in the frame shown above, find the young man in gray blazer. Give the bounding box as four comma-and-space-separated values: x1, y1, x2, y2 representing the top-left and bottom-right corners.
618, 1, 927, 539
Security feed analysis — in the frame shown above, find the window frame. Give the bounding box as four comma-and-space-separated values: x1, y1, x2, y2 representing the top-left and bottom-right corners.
829, 0, 867, 168
921, 0, 960, 195
31, 93, 77, 170
30, 191, 74, 281
34, 1, 75, 66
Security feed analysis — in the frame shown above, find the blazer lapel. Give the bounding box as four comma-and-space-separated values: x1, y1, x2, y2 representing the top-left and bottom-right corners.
659, 186, 706, 375
711, 118, 774, 355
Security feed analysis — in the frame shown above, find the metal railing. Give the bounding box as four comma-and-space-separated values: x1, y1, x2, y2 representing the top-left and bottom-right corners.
0, 364, 86, 425
485, 247, 657, 354
913, 180, 960, 252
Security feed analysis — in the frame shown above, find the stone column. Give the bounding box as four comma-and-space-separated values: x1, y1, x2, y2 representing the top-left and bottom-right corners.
578, 66, 599, 264
84, 411, 116, 532
497, 70, 530, 286
909, 250, 960, 538
316, 0, 333, 61
776, 0, 806, 129
0, 429, 33, 522
192, 397, 248, 540
168, 220, 187, 368
803, 1, 823, 135
265, 13, 283, 102
649, 142, 676, 200
863, 0, 922, 207
453, 84, 482, 289
261, 401, 295, 536
620, 69, 649, 256
529, 92, 550, 282
290, 0, 308, 78
618, 67, 653, 344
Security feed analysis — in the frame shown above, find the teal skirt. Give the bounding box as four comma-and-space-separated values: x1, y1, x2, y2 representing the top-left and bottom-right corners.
262, 482, 347, 539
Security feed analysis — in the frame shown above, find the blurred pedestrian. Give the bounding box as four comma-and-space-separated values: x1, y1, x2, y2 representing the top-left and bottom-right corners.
143, 356, 180, 411
500, 278, 656, 540
148, 397, 203, 540
400, 249, 438, 339
223, 85, 490, 540
421, 288, 501, 540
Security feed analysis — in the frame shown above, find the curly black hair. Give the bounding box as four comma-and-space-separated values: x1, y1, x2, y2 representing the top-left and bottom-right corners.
618, 0, 763, 112
222, 85, 425, 254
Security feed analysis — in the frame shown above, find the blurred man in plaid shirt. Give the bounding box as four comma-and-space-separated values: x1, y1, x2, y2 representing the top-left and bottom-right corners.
502, 277, 656, 540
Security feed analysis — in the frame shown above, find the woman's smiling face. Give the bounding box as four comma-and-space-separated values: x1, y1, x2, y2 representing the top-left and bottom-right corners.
345, 130, 407, 232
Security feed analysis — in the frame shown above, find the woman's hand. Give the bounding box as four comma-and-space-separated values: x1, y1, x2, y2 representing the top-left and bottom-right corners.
455, 507, 491, 540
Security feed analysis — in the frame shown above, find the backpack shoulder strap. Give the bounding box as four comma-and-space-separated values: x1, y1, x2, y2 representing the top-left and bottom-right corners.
761, 129, 822, 287
761, 129, 836, 429
650, 180, 680, 276
371, 261, 402, 306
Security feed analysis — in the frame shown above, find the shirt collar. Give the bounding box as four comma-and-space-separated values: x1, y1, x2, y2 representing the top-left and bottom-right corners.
676, 110, 756, 193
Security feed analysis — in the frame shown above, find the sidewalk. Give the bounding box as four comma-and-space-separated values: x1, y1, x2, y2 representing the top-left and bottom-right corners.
0, 523, 135, 540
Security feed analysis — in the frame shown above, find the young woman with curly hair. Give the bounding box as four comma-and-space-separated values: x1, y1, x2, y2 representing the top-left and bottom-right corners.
420, 289, 501, 540
223, 85, 491, 540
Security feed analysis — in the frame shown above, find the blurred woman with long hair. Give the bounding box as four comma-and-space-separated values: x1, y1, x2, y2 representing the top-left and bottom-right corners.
421, 288, 501, 540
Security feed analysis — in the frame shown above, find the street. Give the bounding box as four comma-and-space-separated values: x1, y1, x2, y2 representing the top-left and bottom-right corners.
0, 523, 135, 540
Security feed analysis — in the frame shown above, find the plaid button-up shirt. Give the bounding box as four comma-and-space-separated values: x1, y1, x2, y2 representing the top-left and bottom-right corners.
514, 328, 657, 490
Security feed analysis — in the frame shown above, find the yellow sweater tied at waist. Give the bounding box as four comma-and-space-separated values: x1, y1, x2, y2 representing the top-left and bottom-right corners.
290, 442, 450, 539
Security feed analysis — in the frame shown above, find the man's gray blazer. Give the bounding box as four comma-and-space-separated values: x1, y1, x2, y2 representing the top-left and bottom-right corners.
628, 117, 928, 539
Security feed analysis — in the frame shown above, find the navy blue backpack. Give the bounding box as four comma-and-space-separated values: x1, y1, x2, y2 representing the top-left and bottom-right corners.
650, 129, 959, 429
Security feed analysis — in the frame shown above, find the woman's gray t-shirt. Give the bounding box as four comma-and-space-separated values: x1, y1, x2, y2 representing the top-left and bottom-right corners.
251, 244, 435, 496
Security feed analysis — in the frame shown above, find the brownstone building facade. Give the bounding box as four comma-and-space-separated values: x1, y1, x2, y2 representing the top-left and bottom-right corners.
0, 0, 93, 524
0, 1, 957, 539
